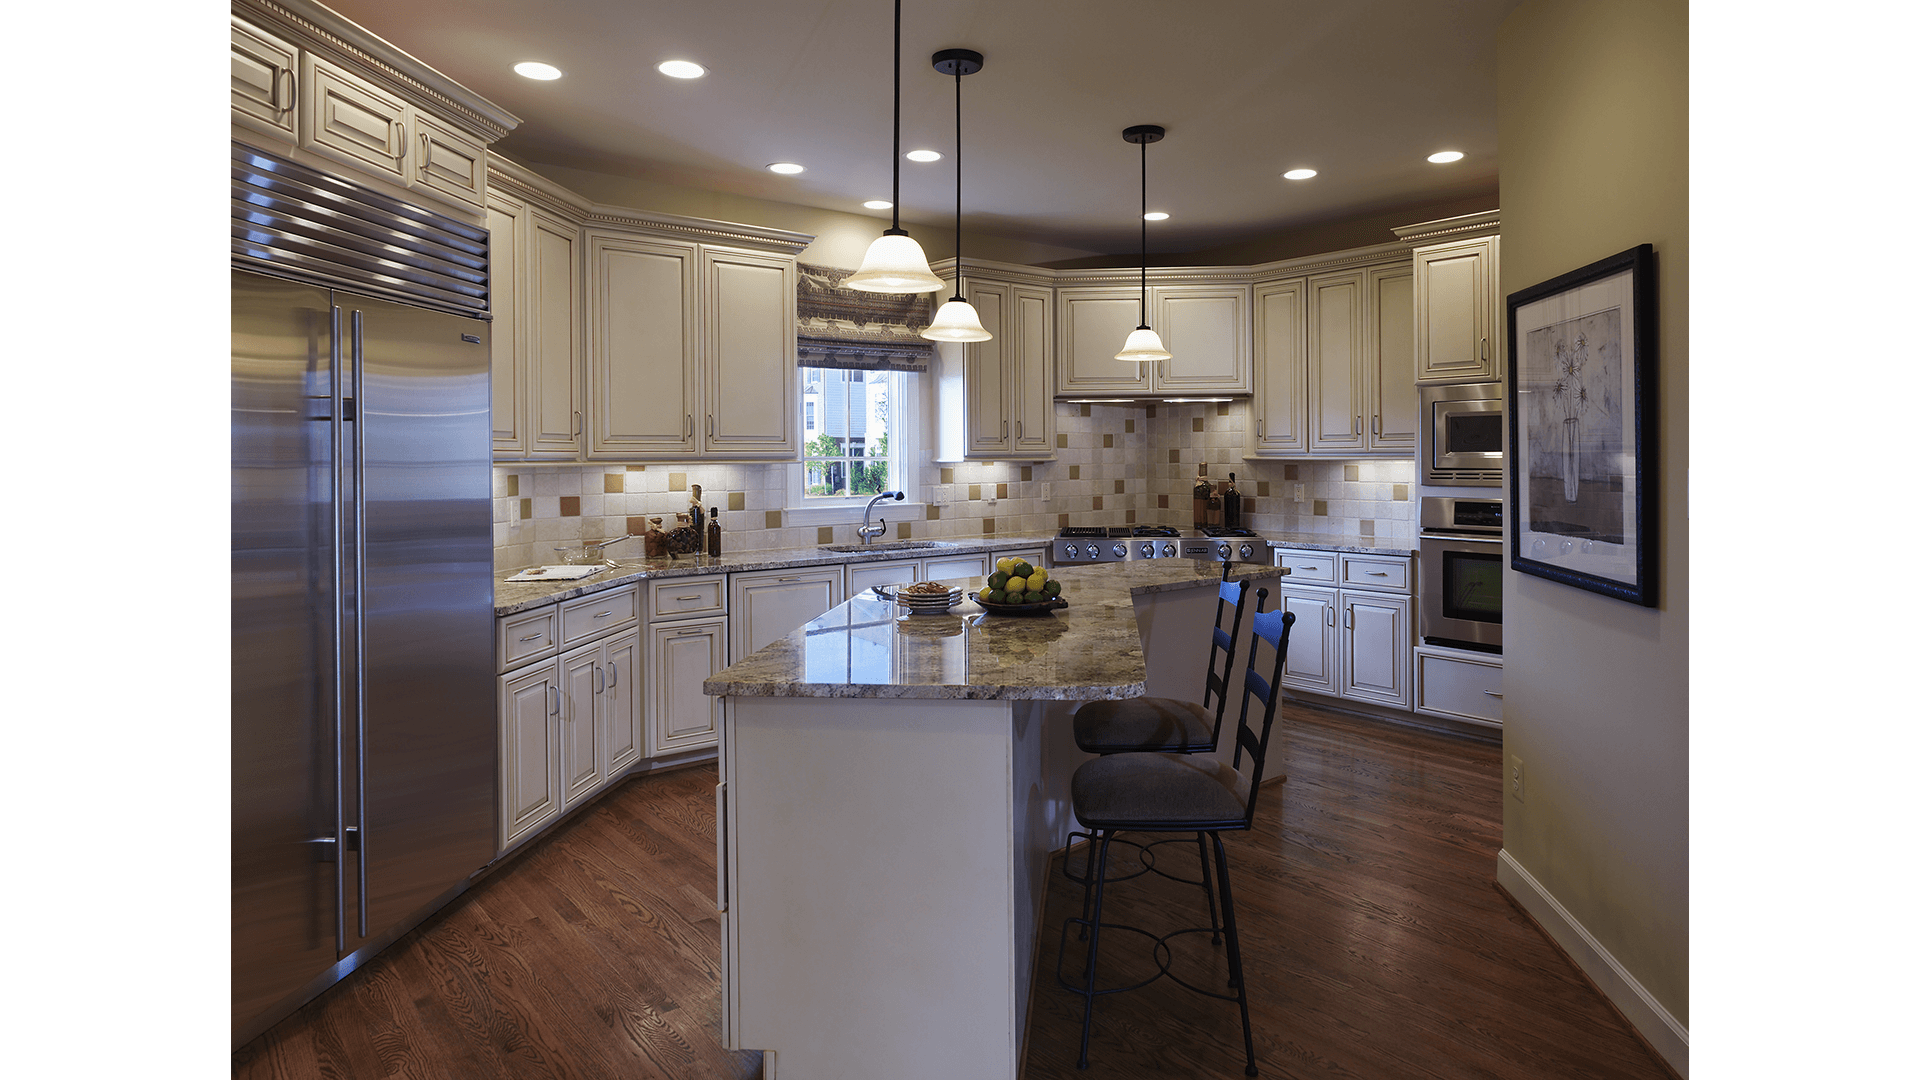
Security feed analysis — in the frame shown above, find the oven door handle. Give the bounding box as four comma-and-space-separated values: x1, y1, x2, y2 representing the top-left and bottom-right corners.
1420, 533, 1503, 546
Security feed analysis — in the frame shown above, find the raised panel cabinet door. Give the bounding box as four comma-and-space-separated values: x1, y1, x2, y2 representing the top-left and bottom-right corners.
1368, 264, 1418, 452
588, 232, 697, 457
1056, 289, 1149, 395
232, 18, 299, 143
730, 570, 843, 659
1153, 286, 1251, 393
560, 646, 606, 805
1249, 279, 1308, 455
649, 617, 728, 755
846, 558, 921, 596
408, 108, 488, 214
1010, 286, 1056, 457
1413, 239, 1497, 383
705, 248, 798, 457
603, 629, 642, 774
300, 54, 409, 184
530, 211, 584, 456
485, 195, 526, 453
1342, 592, 1412, 708
499, 665, 561, 849
1307, 271, 1367, 452
1278, 587, 1338, 695
963, 282, 1011, 456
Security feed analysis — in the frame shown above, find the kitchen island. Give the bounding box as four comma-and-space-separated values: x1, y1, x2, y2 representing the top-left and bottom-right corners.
704, 560, 1287, 1080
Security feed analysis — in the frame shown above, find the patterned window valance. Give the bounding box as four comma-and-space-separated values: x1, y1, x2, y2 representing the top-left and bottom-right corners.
795, 262, 934, 372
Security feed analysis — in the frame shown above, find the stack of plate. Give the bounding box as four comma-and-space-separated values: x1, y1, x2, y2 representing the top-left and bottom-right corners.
896, 585, 963, 615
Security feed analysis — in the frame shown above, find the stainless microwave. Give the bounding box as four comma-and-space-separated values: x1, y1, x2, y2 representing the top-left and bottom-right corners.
1421, 382, 1505, 487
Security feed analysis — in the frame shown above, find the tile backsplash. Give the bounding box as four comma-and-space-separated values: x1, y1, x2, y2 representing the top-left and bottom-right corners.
493, 401, 1413, 571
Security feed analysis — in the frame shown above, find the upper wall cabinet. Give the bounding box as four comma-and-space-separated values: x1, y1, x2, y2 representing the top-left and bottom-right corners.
934, 262, 1056, 460
1394, 212, 1503, 384
1055, 280, 1251, 397
584, 222, 803, 462
230, 1, 518, 227
1246, 248, 1415, 459
489, 160, 588, 459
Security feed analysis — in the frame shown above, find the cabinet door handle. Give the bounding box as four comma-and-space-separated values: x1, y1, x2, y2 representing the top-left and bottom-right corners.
1372, 415, 1379, 436
676, 594, 702, 601
685, 414, 693, 438
1016, 419, 1023, 439
607, 661, 618, 688
549, 685, 560, 716
518, 632, 544, 642
391, 120, 408, 160
1482, 336, 1489, 361
1344, 607, 1353, 628
1325, 606, 1334, 627
1354, 414, 1361, 436
715, 781, 728, 912
420, 130, 430, 170
278, 68, 297, 114
1002, 420, 1008, 440
708, 414, 715, 437
1365, 570, 1388, 576
677, 627, 705, 636
595, 665, 605, 694
572, 409, 582, 437
1484, 690, 1503, 698
1257, 419, 1264, 439
594, 610, 614, 619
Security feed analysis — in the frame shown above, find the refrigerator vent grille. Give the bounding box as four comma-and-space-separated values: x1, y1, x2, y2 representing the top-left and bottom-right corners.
231, 142, 489, 317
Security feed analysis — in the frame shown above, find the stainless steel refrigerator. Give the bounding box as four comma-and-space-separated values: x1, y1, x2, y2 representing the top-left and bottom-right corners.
232, 142, 496, 1047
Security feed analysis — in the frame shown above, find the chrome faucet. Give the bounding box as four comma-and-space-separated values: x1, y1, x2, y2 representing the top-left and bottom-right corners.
857, 490, 905, 544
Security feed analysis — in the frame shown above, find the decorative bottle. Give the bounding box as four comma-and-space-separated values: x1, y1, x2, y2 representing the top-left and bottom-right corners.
1221, 472, 1242, 530
688, 484, 705, 554
1192, 464, 1212, 530
706, 509, 722, 557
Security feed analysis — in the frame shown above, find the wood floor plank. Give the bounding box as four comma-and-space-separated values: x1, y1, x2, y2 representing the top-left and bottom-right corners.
235, 706, 1675, 1080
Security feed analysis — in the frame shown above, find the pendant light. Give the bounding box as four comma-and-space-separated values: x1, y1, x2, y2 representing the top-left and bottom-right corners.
921, 49, 991, 342
1114, 124, 1172, 362
845, 0, 945, 293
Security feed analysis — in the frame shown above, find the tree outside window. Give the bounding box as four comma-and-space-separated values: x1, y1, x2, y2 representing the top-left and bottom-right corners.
801, 367, 893, 497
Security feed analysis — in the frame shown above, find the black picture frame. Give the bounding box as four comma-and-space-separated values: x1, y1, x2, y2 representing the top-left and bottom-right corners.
1506, 244, 1657, 607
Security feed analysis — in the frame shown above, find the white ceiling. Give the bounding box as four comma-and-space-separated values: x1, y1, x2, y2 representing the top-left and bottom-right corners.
320, 0, 1517, 256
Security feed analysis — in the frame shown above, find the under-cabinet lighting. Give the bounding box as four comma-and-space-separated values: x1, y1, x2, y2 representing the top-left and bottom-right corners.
1064, 399, 1137, 404
513, 62, 562, 80
1161, 397, 1231, 403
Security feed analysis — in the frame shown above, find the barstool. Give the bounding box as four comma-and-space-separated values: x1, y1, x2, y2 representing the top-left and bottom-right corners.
1058, 592, 1295, 1076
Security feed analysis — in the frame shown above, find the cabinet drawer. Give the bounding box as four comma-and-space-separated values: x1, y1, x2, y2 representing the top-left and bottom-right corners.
559, 585, 638, 645
923, 554, 989, 582
499, 608, 557, 671
847, 559, 920, 597
1414, 649, 1503, 725
1340, 553, 1411, 592
650, 576, 727, 620
1274, 549, 1337, 583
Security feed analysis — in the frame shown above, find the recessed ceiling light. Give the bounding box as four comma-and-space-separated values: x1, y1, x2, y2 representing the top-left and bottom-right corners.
1427, 150, 1465, 163
863, 200, 893, 210
767, 162, 806, 175
656, 60, 707, 79
905, 150, 943, 163
513, 62, 562, 81
1143, 212, 1169, 221
1283, 168, 1317, 180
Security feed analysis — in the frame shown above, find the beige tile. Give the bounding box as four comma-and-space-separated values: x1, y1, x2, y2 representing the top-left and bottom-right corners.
729, 491, 746, 511
896, 522, 911, 539
982, 517, 995, 533
1125, 419, 1135, 433
1344, 464, 1360, 482
506, 474, 519, 497
941, 467, 954, 484
996, 482, 1009, 499
518, 497, 532, 520
604, 473, 624, 493
1313, 500, 1328, 516
1069, 465, 1080, 480
1103, 434, 1114, 448
969, 484, 981, 500
817, 526, 835, 545
765, 510, 783, 529
1020, 466, 1032, 482
1092, 496, 1104, 511
1393, 484, 1409, 501
1192, 417, 1205, 432
669, 472, 688, 491
1080, 403, 1092, 417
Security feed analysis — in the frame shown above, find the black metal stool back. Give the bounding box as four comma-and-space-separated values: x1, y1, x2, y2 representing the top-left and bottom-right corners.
1228, 600, 1297, 825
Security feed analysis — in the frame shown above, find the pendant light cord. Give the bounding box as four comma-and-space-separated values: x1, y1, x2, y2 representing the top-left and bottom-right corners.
1139, 136, 1149, 328
887, 0, 905, 236
953, 64, 963, 296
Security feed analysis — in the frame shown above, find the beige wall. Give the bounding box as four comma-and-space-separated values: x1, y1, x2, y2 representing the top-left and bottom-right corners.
523, 161, 1103, 269
1497, 0, 1688, 1048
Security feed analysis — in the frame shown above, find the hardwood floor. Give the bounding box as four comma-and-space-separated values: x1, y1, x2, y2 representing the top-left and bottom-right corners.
233, 702, 1678, 1080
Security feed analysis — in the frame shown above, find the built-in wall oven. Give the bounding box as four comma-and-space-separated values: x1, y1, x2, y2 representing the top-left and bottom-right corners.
1419, 496, 1503, 653
1421, 382, 1505, 487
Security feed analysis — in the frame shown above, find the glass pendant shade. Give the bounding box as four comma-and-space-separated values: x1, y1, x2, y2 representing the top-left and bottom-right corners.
844, 232, 945, 293
1115, 326, 1171, 362
922, 297, 992, 341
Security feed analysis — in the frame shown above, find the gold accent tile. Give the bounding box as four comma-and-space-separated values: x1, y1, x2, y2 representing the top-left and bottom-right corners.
1145, 405, 1157, 418
1103, 434, 1114, 448
1283, 463, 1299, 480
928, 505, 942, 520
1217, 403, 1230, 416
669, 472, 688, 491
969, 484, 981, 500
1079, 403, 1092, 416
765, 510, 783, 529
1360, 520, 1375, 536
1092, 496, 1104, 511
604, 473, 624, 493
626, 464, 645, 471
1113, 480, 1124, 494
1243, 498, 1256, 513
996, 483, 1009, 499
1056, 434, 1069, 448
941, 468, 955, 484
1313, 500, 1328, 516
1125, 419, 1135, 433
505, 474, 519, 496
1069, 465, 1081, 480
982, 517, 995, 533
518, 497, 531, 520
729, 491, 746, 511
1257, 481, 1270, 496
627, 516, 647, 535
1344, 465, 1360, 482
1192, 417, 1205, 432
1393, 484, 1409, 501
897, 522, 912, 539
1170, 449, 1180, 463
1157, 494, 1169, 509
817, 526, 835, 544
1058, 513, 1071, 528
1125, 509, 1136, 523
1020, 466, 1032, 482
560, 496, 580, 517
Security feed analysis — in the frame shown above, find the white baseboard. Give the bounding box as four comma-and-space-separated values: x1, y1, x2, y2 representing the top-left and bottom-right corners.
1496, 849, 1688, 1078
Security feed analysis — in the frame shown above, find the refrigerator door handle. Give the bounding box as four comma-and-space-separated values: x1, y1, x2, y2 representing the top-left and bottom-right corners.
329, 303, 347, 955
351, 307, 370, 942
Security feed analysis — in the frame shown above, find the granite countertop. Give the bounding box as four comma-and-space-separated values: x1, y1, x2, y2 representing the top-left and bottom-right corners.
702, 561, 1290, 703
494, 533, 1058, 616
1263, 532, 1417, 557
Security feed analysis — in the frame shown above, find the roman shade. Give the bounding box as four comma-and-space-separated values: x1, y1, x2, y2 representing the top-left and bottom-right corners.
796, 262, 933, 372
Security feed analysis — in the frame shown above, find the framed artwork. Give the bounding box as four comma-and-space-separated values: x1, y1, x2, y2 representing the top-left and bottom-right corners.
1506, 244, 1657, 606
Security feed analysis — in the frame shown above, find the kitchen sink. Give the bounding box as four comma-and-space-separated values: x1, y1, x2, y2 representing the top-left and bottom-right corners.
821, 541, 962, 553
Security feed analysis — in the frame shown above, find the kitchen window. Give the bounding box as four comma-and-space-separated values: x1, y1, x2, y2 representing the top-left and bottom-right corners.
795, 366, 908, 501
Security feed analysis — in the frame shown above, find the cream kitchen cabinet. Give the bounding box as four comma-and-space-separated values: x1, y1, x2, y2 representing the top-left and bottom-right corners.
488, 161, 586, 458
728, 566, 844, 660
1393, 213, 1503, 384
230, 17, 299, 144
1413, 645, 1503, 727
646, 577, 730, 757
843, 548, 1033, 597
1275, 548, 1414, 710
586, 230, 799, 461
1055, 282, 1251, 397
1248, 252, 1415, 459
936, 265, 1056, 460
299, 54, 487, 214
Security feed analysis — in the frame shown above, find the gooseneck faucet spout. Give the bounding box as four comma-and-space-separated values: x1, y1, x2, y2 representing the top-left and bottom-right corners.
858, 490, 906, 544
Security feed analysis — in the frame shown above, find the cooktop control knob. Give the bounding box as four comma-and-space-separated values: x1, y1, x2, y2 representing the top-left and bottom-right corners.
1239, 543, 1257, 560
1161, 542, 1177, 558
1136, 542, 1151, 558
1063, 544, 1079, 559
1217, 543, 1232, 559
1111, 544, 1126, 559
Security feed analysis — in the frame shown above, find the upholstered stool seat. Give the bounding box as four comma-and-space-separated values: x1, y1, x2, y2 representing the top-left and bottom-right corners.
1072, 697, 1216, 755
1071, 751, 1252, 830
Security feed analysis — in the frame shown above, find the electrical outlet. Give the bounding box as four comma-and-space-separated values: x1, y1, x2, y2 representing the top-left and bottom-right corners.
1293, 483, 1305, 500
1042, 482, 1052, 500
1509, 756, 1525, 802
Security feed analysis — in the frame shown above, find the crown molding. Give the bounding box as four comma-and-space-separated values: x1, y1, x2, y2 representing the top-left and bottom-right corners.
235, 0, 520, 144
928, 257, 1060, 290
581, 205, 814, 255
487, 154, 595, 219
1391, 210, 1502, 246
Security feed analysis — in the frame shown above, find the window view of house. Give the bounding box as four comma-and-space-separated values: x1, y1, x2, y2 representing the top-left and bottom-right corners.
801, 366, 895, 497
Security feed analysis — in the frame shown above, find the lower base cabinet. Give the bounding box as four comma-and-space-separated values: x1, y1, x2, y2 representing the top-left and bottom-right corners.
649, 615, 728, 755
1275, 549, 1414, 711
1413, 645, 1503, 726
498, 626, 639, 850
